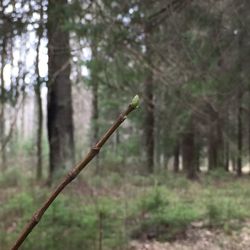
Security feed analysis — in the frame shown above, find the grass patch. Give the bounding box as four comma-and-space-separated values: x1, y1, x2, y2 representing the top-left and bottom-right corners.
1, 171, 250, 249
131, 186, 201, 241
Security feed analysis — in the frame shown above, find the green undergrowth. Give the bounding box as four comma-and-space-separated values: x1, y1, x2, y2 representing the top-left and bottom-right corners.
1, 170, 250, 249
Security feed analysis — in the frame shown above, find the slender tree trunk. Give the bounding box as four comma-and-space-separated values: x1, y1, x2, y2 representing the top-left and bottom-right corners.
232, 156, 236, 172
224, 140, 229, 171
223, 109, 230, 171
208, 111, 224, 170
173, 143, 179, 173
47, 0, 75, 182
116, 130, 120, 146
9, 35, 17, 152
208, 123, 217, 170
144, 23, 154, 173
248, 88, 250, 174
35, 10, 43, 180
35, 86, 43, 180
182, 116, 197, 180
91, 42, 99, 173
0, 37, 7, 170
236, 16, 244, 176
195, 144, 200, 172
237, 90, 242, 176
21, 93, 25, 139
112, 131, 120, 152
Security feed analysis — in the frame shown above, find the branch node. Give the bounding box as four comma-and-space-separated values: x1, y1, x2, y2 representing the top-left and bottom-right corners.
67, 170, 77, 180
11, 95, 138, 250
32, 213, 40, 223
92, 146, 101, 154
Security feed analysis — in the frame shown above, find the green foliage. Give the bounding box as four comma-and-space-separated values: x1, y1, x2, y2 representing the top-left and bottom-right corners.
206, 168, 232, 182
133, 186, 200, 241
139, 186, 169, 213
101, 133, 141, 168
1, 176, 139, 250
10, 135, 48, 159
2, 172, 250, 249
206, 196, 246, 232
0, 169, 17, 188
0, 168, 25, 188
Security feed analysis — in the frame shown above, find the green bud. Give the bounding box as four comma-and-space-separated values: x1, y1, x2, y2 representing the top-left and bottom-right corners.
131, 95, 140, 108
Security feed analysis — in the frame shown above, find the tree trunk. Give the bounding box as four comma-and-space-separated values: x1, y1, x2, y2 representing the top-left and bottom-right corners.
249, 99, 250, 174
182, 116, 197, 180
208, 124, 217, 170
47, 0, 75, 182
91, 41, 99, 173
144, 23, 154, 174
195, 144, 200, 172
237, 90, 242, 176
35, 86, 43, 180
232, 156, 236, 172
224, 109, 230, 172
35, 10, 43, 180
173, 142, 179, 173
0, 36, 7, 170
208, 110, 224, 170
224, 140, 229, 172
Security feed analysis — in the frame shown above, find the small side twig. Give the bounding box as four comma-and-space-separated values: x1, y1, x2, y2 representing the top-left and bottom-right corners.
11, 95, 140, 250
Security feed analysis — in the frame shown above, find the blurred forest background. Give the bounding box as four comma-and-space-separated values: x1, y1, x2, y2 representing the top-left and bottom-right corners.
1, 0, 250, 249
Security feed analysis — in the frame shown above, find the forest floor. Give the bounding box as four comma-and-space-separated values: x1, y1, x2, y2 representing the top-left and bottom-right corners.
1, 166, 250, 250
129, 220, 250, 249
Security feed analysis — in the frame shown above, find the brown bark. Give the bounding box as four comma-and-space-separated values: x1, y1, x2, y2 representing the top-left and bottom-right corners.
249, 98, 250, 174
91, 42, 100, 173
207, 110, 224, 170
237, 90, 242, 176
224, 140, 229, 172
47, 0, 75, 181
0, 36, 7, 170
144, 22, 155, 173
182, 116, 197, 180
11, 97, 138, 250
224, 109, 230, 172
35, 1, 44, 180
173, 142, 179, 173
195, 144, 200, 172
35, 70, 43, 180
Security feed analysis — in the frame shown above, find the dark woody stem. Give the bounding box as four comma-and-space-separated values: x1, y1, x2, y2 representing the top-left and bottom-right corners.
11, 96, 139, 250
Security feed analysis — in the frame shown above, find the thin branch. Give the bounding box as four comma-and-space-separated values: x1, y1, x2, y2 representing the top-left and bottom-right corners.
148, 0, 193, 26
11, 95, 140, 250
0, 95, 25, 153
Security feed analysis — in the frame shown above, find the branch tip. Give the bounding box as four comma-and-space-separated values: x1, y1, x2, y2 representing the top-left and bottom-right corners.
131, 95, 140, 109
